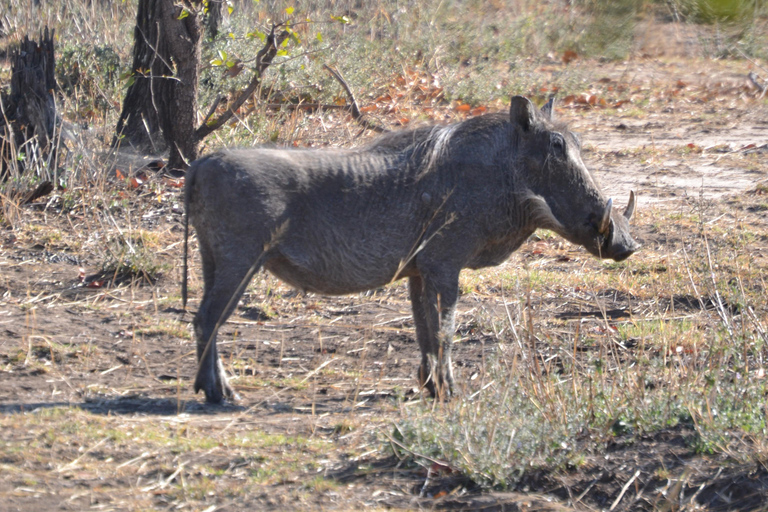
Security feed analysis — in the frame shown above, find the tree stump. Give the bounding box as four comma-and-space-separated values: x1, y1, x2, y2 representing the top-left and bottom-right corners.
1, 27, 59, 178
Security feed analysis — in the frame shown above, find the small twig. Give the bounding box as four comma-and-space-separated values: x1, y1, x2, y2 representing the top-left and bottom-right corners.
263, 102, 347, 111
141, 462, 185, 492
501, 284, 522, 349
573, 472, 602, 505
383, 429, 451, 467
703, 235, 733, 337
419, 464, 434, 498
56, 437, 109, 473
610, 469, 641, 510
300, 357, 340, 383
116, 451, 153, 469
658, 468, 692, 512
200, 94, 225, 127
322, 64, 387, 134
687, 467, 721, 506
195, 223, 288, 393
466, 380, 496, 401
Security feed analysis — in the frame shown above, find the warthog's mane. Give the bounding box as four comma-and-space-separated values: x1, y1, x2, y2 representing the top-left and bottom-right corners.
362, 113, 513, 175
362, 110, 572, 166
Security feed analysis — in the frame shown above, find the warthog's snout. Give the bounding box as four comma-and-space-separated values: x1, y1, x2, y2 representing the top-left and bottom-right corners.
598, 191, 641, 262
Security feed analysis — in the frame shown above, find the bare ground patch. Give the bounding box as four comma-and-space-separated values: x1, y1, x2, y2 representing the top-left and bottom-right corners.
2, 56, 768, 511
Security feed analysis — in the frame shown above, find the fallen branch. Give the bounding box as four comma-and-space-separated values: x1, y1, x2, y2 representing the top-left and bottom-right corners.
16, 180, 53, 205
323, 64, 387, 134
748, 72, 767, 99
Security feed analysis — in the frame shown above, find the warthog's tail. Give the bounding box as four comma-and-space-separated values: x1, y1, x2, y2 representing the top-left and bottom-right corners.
182, 168, 194, 311
182, 205, 189, 310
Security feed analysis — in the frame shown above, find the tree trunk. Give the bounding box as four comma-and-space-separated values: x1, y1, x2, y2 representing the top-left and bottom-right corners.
203, 0, 223, 40
113, 0, 165, 150
158, 1, 202, 170
114, 0, 203, 170
1, 27, 58, 178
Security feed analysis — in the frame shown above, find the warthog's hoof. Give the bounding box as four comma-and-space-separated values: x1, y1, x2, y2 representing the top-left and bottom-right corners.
418, 364, 454, 400
194, 373, 238, 404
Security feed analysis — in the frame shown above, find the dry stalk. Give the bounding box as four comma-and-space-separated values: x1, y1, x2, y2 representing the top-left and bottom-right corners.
610, 469, 642, 511
322, 64, 387, 134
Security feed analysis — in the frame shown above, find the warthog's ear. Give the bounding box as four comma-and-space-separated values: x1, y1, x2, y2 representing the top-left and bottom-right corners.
541, 96, 555, 121
510, 96, 536, 132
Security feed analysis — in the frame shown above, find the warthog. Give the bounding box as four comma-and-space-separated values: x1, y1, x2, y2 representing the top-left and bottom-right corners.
182, 96, 640, 403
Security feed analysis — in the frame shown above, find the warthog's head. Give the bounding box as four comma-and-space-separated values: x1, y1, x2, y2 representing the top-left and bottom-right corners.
511, 96, 640, 262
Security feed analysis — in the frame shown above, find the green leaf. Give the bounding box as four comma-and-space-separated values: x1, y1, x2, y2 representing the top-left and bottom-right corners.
211, 58, 223, 66
286, 27, 301, 45
247, 29, 266, 42
276, 49, 288, 57
316, 32, 322, 43
331, 14, 350, 24
178, 8, 189, 20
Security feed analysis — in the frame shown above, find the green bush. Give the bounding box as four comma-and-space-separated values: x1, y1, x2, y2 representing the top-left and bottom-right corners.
669, 0, 761, 22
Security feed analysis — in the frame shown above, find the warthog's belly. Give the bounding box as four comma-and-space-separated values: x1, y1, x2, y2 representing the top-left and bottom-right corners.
263, 250, 416, 296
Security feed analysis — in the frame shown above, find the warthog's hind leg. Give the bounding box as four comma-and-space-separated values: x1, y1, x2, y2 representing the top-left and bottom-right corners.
193, 315, 237, 404
193, 258, 256, 403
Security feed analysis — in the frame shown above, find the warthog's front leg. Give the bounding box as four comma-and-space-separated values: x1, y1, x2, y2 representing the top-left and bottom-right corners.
409, 273, 457, 398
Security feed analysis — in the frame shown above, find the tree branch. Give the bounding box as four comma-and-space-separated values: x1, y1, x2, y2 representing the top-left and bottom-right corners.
194, 24, 289, 141
323, 64, 387, 134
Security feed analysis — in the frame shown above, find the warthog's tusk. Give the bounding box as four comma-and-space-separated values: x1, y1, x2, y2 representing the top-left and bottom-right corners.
624, 190, 636, 221
600, 198, 613, 235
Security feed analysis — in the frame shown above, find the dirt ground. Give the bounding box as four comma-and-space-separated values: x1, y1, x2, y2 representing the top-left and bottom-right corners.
2, 56, 768, 511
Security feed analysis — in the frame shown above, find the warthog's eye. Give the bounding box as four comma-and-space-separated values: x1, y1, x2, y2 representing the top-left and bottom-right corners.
550, 133, 566, 157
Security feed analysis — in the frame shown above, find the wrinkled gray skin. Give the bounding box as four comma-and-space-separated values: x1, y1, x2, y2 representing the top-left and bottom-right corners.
183, 96, 641, 404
